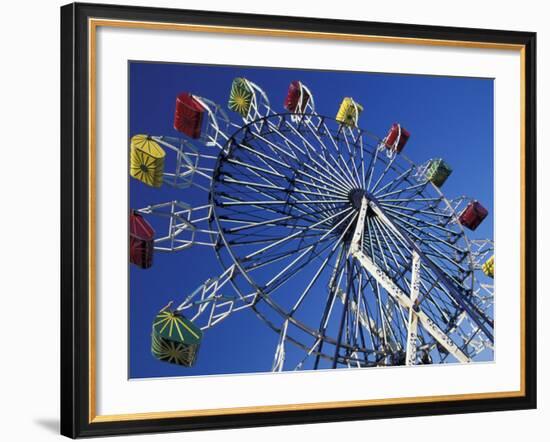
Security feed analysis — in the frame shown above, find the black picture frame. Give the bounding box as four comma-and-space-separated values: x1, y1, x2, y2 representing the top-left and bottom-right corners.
61, 2, 537, 438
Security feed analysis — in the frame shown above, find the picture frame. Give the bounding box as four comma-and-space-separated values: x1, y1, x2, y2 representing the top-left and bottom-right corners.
60, 2, 537, 438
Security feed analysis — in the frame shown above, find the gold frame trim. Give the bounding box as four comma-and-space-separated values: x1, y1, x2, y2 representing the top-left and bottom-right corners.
88, 18, 527, 424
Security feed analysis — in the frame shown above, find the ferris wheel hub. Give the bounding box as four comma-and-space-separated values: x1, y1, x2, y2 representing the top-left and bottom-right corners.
348, 188, 367, 210
348, 189, 376, 220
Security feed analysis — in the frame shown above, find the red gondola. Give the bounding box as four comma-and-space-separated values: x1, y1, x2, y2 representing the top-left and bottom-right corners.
458, 200, 488, 231
384, 123, 410, 153
130, 211, 155, 269
174, 93, 205, 139
284, 80, 310, 113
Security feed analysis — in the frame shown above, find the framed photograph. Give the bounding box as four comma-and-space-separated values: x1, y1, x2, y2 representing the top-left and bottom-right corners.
60, 2, 537, 438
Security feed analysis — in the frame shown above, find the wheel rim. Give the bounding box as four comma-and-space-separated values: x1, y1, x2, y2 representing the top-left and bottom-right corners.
209, 113, 480, 368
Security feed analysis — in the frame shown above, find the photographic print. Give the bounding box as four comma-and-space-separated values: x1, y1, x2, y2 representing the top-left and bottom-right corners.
128, 61, 495, 379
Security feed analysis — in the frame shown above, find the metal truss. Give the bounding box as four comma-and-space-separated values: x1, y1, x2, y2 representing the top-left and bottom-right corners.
469, 239, 494, 269
175, 263, 259, 330
136, 201, 218, 251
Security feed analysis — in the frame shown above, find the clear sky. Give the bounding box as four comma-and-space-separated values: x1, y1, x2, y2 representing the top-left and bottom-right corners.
129, 61, 494, 379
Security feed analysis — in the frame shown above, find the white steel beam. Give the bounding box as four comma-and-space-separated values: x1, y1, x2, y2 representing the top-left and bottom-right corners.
405, 251, 421, 365
350, 197, 470, 364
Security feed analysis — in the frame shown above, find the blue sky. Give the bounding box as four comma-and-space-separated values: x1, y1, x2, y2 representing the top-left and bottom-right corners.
129, 61, 494, 379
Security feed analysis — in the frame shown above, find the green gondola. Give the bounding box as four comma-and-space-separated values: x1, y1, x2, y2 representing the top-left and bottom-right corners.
228, 77, 254, 117
425, 158, 452, 187
151, 308, 203, 367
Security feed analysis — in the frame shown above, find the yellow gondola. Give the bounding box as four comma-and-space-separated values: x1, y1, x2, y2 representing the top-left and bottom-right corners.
130, 135, 166, 187
482, 255, 494, 278
335, 97, 364, 128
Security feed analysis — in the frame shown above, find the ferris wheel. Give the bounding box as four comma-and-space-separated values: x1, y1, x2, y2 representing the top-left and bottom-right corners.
129, 77, 495, 371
